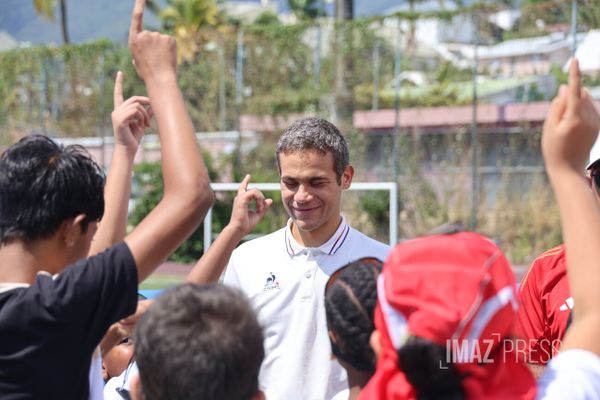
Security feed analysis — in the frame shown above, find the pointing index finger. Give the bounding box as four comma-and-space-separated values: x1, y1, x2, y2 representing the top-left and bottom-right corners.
238, 174, 251, 195
569, 58, 581, 101
129, 0, 145, 47
114, 71, 124, 107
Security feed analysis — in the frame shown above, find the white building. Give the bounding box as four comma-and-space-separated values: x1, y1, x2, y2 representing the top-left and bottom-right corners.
446, 32, 583, 78
566, 30, 600, 76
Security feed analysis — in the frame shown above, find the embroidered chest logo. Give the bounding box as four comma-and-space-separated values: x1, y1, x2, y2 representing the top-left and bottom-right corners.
263, 272, 280, 291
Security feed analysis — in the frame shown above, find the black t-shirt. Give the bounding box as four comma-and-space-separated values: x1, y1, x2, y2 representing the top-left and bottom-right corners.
0, 242, 138, 399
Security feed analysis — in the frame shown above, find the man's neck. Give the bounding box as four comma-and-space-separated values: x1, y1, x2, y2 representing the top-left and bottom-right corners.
0, 239, 63, 284
290, 216, 342, 248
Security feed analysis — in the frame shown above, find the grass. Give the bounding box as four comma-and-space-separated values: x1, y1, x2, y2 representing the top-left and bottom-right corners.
139, 274, 186, 291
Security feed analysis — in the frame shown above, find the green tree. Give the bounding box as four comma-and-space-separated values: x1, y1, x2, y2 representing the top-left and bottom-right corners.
130, 152, 228, 263
289, 0, 323, 20
577, 0, 600, 29
33, 0, 70, 44
253, 11, 281, 26
150, 0, 222, 63
518, 0, 600, 31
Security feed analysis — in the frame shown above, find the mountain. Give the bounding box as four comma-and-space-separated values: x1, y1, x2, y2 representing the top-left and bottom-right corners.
0, 0, 164, 45
0, 0, 489, 45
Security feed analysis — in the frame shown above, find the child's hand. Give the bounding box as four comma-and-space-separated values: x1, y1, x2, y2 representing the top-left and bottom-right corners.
229, 174, 273, 236
542, 58, 600, 172
128, 0, 177, 81
119, 299, 153, 327
111, 71, 152, 156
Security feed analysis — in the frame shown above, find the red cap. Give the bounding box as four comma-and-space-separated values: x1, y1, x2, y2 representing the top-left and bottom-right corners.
360, 232, 536, 400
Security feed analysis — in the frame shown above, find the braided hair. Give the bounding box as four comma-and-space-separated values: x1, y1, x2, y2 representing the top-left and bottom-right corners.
325, 258, 382, 373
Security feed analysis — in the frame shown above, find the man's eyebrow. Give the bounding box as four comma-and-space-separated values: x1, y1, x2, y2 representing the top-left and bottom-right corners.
281, 176, 328, 182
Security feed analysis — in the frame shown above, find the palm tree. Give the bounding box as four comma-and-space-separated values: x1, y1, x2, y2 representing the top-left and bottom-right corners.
149, 0, 221, 63
33, 0, 70, 44
289, 0, 323, 20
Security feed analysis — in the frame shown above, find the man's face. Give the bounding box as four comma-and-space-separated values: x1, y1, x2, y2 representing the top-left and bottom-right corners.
279, 150, 353, 237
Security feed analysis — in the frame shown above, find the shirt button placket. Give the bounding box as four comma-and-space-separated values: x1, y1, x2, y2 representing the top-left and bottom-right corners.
300, 252, 317, 300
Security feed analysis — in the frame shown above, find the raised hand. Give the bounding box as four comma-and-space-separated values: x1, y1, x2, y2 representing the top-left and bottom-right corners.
229, 174, 274, 236
542, 58, 600, 172
111, 71, 152, 156
123, 0, 214, 284
540, 59, 600, 358
119, 299, 153, 327
128, 0, 177, 81
184, 175, 273, 284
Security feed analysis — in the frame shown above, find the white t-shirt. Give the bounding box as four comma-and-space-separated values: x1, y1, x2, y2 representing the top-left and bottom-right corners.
103, 361, 139, 400
224, 217, 390, 400
537, 349, 600, 399
88, 349, 104, 400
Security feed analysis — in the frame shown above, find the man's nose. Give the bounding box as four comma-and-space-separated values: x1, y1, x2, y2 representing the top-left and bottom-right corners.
295, 184, 312, 203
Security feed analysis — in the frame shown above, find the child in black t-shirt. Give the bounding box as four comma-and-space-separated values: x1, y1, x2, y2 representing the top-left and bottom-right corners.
0, 0, 214, 397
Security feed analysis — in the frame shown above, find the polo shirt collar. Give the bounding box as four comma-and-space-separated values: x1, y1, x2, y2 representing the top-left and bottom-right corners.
285, 216, 351, 257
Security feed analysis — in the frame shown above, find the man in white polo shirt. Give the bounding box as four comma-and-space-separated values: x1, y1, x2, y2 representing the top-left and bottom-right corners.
223, 117, 390, 400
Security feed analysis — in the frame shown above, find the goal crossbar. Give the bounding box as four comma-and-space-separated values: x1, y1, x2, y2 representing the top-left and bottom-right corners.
204, 182, 398, 250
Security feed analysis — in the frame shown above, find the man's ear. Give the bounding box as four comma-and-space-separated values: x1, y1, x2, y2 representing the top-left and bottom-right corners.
252, 389, 266, 400
328, 329, 339, 346
73, 214, 87, 233
341, 165, 354, 189
59, 214, 87, 247
370, 329, 382, 359
101, 359, 109, 381
328, 330, 340, 360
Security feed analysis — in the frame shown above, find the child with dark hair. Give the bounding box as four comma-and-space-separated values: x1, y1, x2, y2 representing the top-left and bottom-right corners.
130, 284, 265, 400
87, 60, 153, 400
361, 232, 535, 400
0, 0, 214, 397
100, 172, 274, 397
325, 257, 382, 399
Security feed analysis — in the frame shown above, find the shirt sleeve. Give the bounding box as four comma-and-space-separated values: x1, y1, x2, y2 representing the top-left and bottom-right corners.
515, 259, 552, 364
222, 250, 242, 288
29, 242, 139, 349
537, 350, 600, 400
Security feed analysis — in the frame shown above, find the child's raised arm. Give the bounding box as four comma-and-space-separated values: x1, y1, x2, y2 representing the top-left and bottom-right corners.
89, 71, 151, 256
185, 174, 272, 284
542, 58, 600, 354
124, 0, 214, 282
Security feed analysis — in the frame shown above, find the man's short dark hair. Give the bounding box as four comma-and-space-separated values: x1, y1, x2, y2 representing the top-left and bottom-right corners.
135, 283, 265, 400
275, 117, 349, 183
0, 135, 105, 244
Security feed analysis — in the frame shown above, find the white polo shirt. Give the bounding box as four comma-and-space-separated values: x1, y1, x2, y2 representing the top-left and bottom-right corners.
223, 216, 390, 400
